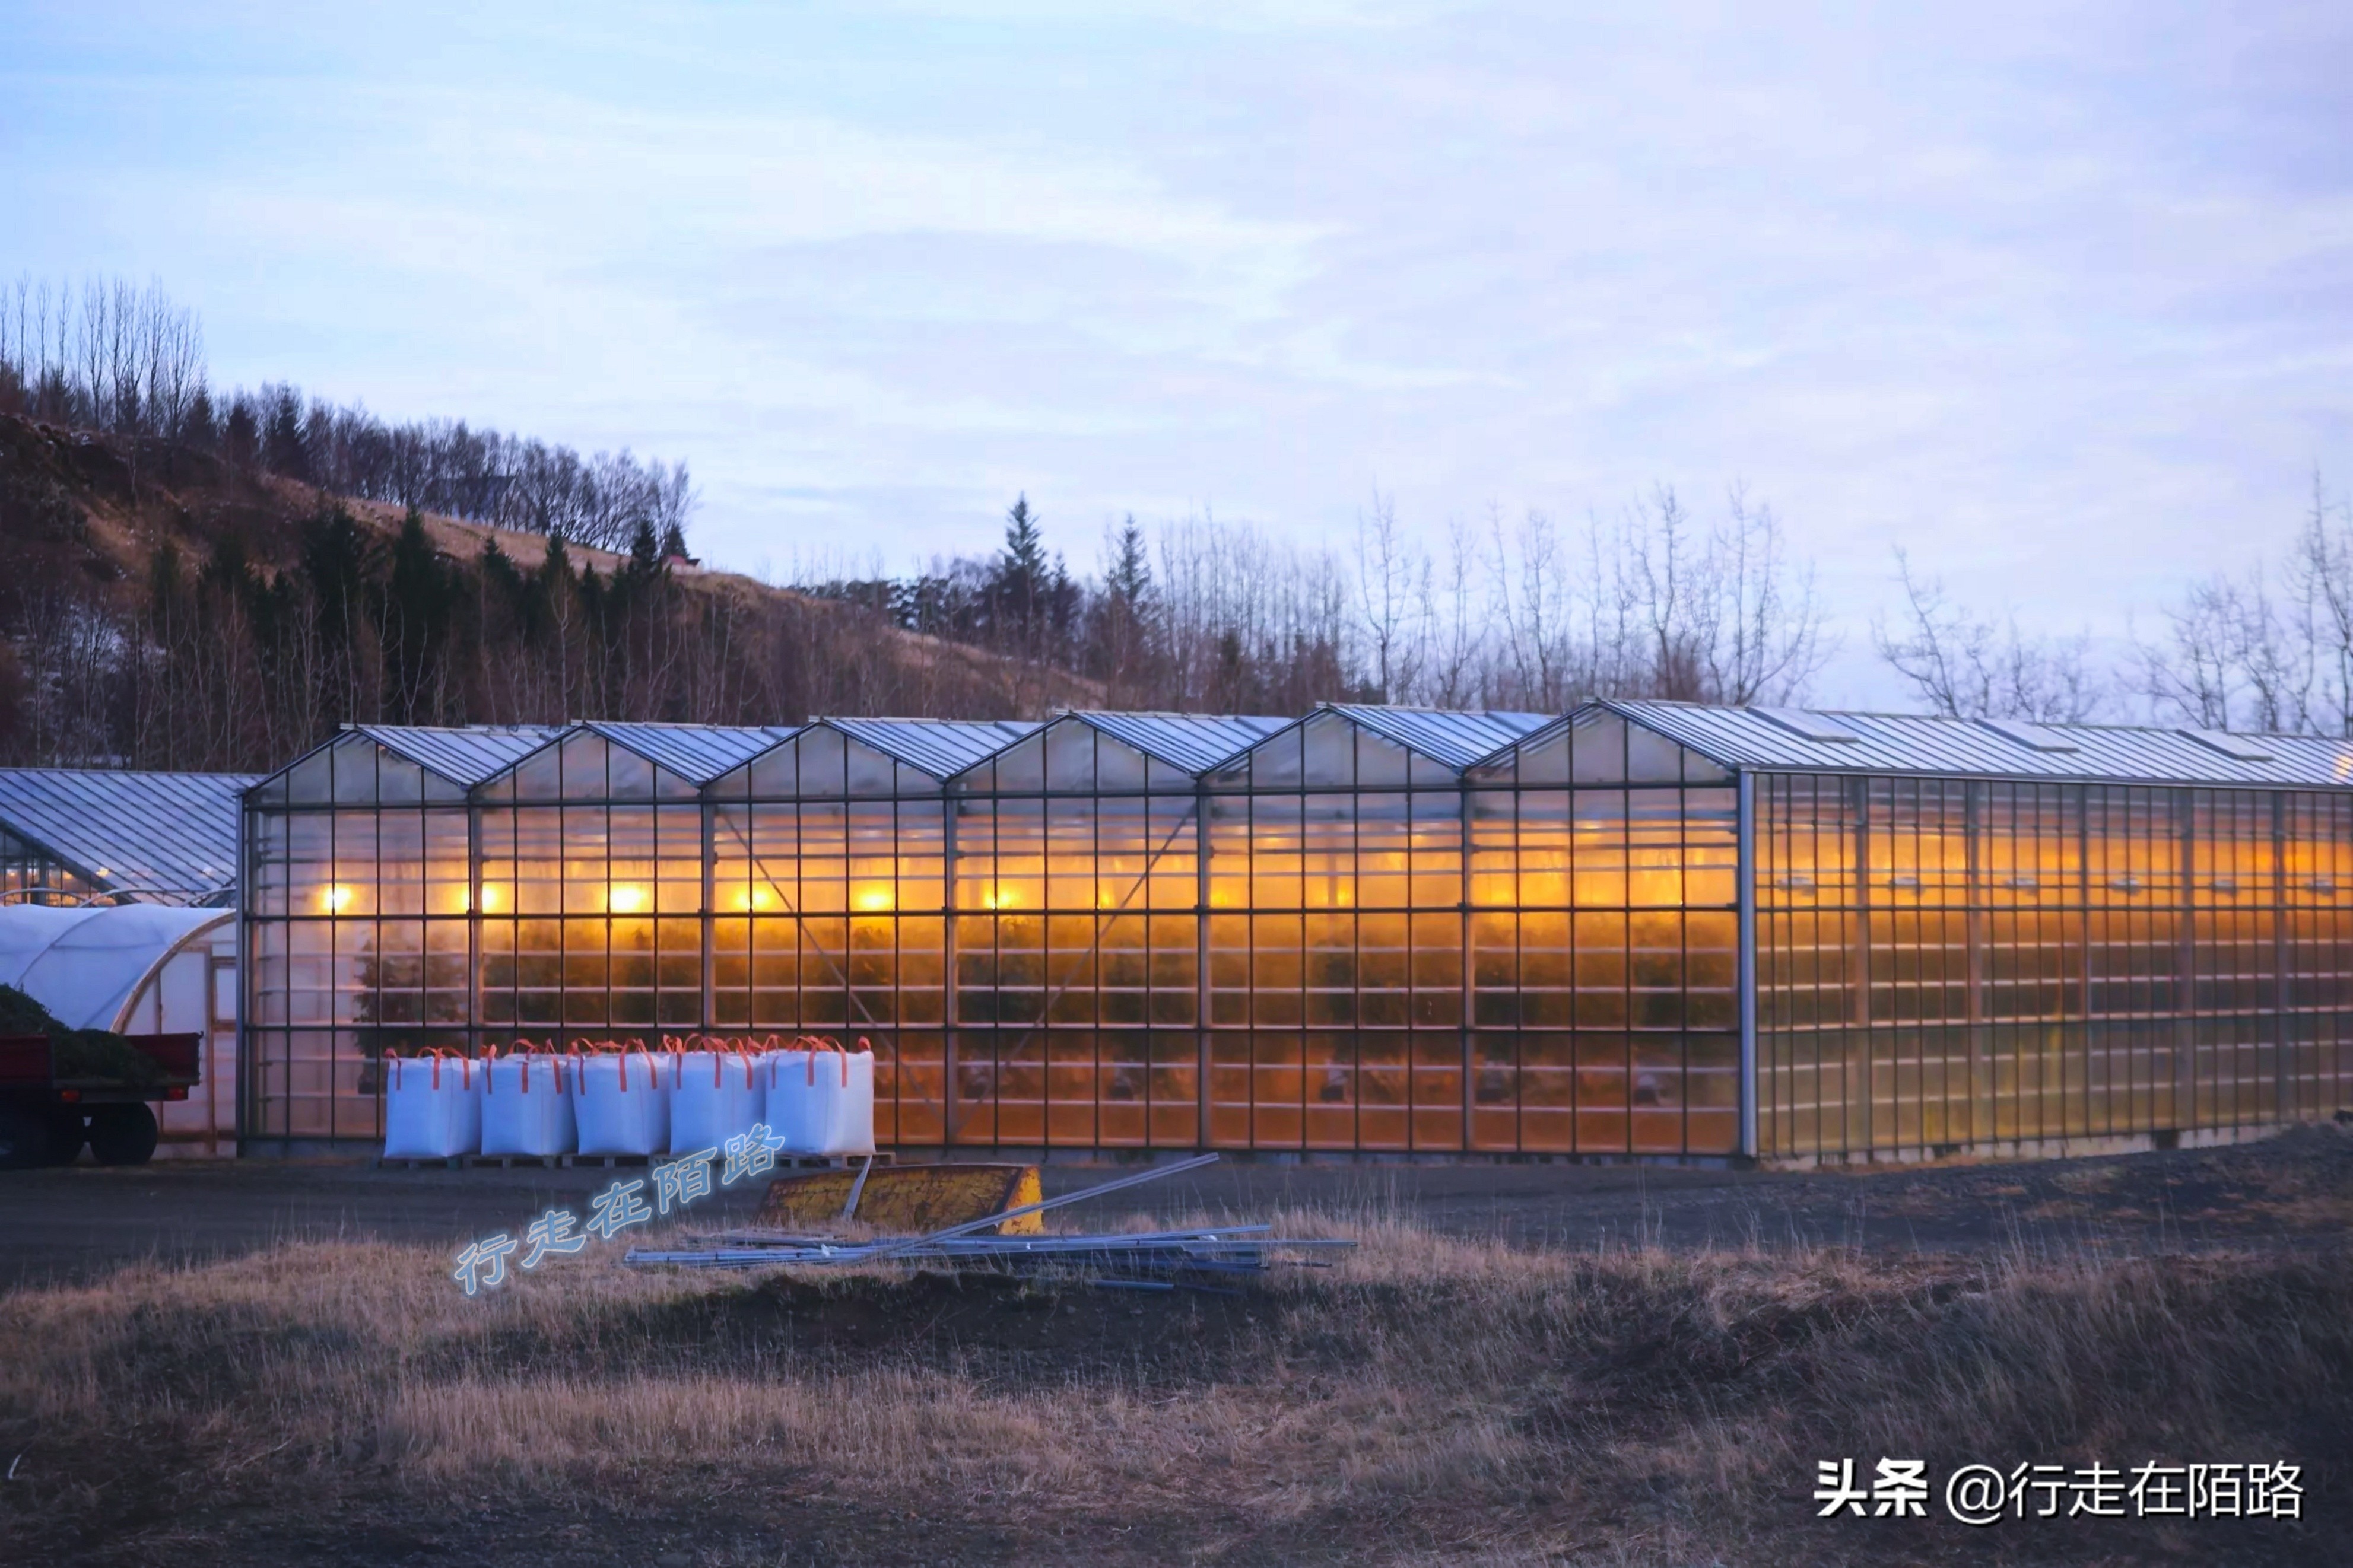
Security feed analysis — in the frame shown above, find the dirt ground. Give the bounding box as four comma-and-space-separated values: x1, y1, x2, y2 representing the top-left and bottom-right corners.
6, 1128, 2352, 1290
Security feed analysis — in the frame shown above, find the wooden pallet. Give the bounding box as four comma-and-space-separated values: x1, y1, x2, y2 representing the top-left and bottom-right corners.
376, 1150, 885, 1172
776, 1150, 896, 1171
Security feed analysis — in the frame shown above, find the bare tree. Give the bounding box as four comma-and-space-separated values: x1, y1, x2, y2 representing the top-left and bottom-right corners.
1354, 492, 1427, 703
1421, 517, 1485, 708
1876, 548, 2109, 721
2129, 476, 2353, 734
1484, 507, 1579, 708
1702, 486, 1832, 704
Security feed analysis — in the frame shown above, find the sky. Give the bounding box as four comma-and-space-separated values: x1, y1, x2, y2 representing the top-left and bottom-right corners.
4, 1, 2349, 703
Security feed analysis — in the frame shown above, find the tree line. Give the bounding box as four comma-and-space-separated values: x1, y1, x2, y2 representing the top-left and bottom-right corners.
0, 275, 693, 554
5, 271, 2345, 777
1873, 475, 2353, 734
0, 483, 1054, 773
811, 476, 2353, 740
804, 484, 1834, 717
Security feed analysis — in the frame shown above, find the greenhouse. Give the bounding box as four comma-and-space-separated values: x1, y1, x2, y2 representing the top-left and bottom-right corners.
239, 704, 2353, 1162
0, 767, 254, 907
0, 901, 240, 1157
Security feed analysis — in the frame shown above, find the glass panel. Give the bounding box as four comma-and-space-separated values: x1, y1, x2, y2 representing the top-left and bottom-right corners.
1626, 724, 1683, 783
511, 740, 564, 800
1571, 711, 1627, 783
1252, 727, 1303, 789
1045, 723, 1094, 791
1354, 729, 1409, 788
1096, 734, 1148, 791
1301, 715, 1357, 787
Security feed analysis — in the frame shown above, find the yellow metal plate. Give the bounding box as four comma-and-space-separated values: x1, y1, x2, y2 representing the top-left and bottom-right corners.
755, 1163, 1044, 1234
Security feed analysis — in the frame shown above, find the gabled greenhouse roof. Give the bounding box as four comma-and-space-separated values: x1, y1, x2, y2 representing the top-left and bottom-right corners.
1325, 705, 1554, 771
1071, 712, 1292, 775
227, 702, 2353, 810
356, 724, 568, 786
0, 767, 254, 898
824, 717, 1039, 780
583, 722, 800, 784
1607, 701, 2353, 790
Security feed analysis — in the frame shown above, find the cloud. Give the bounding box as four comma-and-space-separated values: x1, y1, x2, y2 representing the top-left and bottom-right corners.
3, 0, 2348, 703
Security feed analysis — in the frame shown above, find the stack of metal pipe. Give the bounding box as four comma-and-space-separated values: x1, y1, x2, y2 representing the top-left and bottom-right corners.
625, 1153, 1353, 1288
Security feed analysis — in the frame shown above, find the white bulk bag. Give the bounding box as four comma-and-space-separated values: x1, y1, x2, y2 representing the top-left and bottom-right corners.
768, 1045, 876, 1156
759, 1047, 811, 1145
480, 1052, 576, 1157
668, 1049, 762, 1154
571, 1050, 671, 1156
383, 1053, 481, 1159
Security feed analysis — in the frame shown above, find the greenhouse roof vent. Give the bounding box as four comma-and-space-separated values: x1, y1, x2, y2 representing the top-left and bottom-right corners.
1753, 707, 1862, 743
2181, 728, 2275, 762
1977, 717, 2079, 753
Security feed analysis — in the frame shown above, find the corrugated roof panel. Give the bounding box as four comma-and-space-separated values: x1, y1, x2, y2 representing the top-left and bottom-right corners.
360, 725, 570, 785
1073, 712, 1292, 775
1606, 701, 2353, 789
585, 722, 801, 784
0, 768, 256, 899
825, 717, 1038, 780
1327, 705, 1555, 771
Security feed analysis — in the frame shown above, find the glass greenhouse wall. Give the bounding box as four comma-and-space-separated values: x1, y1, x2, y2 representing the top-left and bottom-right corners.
1755, 775, 2353, 1157
239, 707, 2353, 1160
0, 823, 97, 906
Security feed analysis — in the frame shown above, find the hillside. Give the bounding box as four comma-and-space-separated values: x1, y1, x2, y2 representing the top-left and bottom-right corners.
0, 411, 1098, 773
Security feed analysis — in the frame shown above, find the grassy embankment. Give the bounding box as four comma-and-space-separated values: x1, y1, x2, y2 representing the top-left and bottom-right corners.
2, 1201, 2346, 1566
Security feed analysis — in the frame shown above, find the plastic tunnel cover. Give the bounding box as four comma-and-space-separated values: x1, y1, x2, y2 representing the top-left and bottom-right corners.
0, 903, 230, 1031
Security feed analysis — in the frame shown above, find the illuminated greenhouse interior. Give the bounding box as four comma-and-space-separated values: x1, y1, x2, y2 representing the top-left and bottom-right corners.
239, 704, 2353, 1160
0, 825, 97, 907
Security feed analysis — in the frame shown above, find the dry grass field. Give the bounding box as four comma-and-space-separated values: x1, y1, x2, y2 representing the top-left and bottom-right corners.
2, 1149, 2349, 1568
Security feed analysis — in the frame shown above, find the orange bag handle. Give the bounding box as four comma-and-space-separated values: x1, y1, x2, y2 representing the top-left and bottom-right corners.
412, 1045, 470, 1091
801, 1038, 850, 1087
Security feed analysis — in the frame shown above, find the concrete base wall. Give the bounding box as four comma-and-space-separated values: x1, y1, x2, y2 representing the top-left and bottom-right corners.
1754, 1117, 2323, 1171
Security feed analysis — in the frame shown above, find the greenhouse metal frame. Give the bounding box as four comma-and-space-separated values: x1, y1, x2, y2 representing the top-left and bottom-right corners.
239, 704, 2353, 1163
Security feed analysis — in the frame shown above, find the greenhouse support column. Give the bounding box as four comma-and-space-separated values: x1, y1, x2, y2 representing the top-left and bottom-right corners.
2272, 791, 2290, 1122
943, 797, 961, 1146
2074, 788, 2094, 1136
2176, 791, 2197, 1133
1964, 781, 1985, 1146
1850, 777, 1873, 1155
700, 801, 716, 1035
468, 800, 484, 1063
1736, 771, 1757, 1161
237, 802, 258, 1147
1196, 781, 1213, 1150
1458, 778, 1474, 1147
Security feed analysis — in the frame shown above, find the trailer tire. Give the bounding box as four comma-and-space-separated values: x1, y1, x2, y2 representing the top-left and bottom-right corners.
87, 1103, 158, 1166
43, 1110, 87, 1165
0, 1106, 53, 1170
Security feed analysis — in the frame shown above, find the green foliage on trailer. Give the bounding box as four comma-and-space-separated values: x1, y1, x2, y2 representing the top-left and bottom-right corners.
0, 984, 166, 1087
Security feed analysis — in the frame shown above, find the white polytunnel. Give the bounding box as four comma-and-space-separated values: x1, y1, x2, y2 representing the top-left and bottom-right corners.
0, 904, 239, 1157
